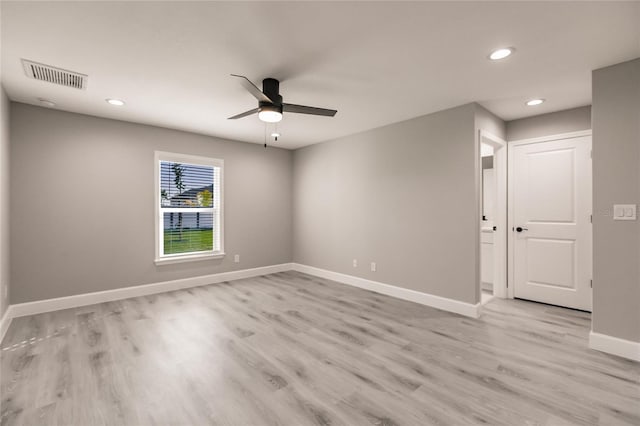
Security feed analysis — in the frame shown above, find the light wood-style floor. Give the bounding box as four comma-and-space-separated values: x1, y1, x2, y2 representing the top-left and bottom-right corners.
1, 271, 638, 425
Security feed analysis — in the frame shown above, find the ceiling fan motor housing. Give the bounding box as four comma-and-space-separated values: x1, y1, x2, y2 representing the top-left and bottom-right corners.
262, 78, 283, 106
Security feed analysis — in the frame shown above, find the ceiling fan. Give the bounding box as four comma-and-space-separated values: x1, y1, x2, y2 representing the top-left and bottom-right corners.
228, 74, 337, 123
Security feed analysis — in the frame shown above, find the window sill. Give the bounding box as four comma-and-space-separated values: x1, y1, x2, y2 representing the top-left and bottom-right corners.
155, 252, 226, 266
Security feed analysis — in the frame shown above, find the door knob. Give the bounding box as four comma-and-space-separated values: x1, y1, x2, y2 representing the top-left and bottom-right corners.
515, 226, 529, 232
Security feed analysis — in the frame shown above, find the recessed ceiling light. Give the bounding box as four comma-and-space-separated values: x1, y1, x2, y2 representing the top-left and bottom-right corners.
489, 47, 514, 61
37, 98, 56, 108
526, 99, 545, 106
106, 98, 125, 106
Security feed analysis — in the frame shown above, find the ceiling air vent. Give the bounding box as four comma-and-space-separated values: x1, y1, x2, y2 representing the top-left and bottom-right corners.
22, 59, 87, 90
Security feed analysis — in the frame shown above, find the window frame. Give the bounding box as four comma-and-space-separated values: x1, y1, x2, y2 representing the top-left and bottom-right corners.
154, 151, 224, 265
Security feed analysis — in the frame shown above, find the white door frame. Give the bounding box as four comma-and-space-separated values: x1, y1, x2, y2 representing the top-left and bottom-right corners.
479, 130, 507, 299
507, 129, 592, 299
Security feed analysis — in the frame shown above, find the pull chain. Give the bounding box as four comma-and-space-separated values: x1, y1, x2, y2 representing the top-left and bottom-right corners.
264, 122, 267, 148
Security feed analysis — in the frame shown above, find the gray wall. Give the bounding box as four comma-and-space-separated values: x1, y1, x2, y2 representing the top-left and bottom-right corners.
293, 103, 480, 304
475, 104, 507, 142
506, 106, 591, 141
0, 88, 9, 317
10, 103, 293, 303
592, 58, 640, 343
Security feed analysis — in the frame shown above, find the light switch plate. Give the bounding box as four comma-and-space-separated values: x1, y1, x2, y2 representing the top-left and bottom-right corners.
613, 204, 637, 221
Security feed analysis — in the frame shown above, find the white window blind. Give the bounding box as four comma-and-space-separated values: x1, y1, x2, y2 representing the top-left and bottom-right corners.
155, 152, 223, 263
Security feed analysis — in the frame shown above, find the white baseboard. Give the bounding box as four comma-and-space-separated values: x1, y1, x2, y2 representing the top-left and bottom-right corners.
1, 261, 481, 343
291, 263, 480, 318
589, 331, 640, 362
2, 263, 293, 336
6, 261, 635, 362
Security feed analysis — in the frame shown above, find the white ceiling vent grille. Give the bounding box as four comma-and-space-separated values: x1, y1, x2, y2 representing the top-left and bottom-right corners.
22, 59, 87, 90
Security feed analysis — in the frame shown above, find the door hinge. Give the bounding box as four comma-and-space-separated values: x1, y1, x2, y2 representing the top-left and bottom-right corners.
590, 279, 593, 288
590, 150, 592, 159
590, 214, 592, 223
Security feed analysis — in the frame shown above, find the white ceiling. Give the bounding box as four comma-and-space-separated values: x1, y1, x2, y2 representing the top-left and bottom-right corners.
1, 2, 639, 149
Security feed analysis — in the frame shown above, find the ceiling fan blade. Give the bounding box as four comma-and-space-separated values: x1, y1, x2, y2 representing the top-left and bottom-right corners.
283, 103, 337, 117
231, 74, 274, 103
228, 108, 259, 120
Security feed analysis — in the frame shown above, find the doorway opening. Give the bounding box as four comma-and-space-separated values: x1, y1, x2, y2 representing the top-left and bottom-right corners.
478, 131, 507, 304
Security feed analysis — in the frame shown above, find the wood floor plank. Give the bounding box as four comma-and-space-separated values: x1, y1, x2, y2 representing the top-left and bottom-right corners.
1, 270, 638, 425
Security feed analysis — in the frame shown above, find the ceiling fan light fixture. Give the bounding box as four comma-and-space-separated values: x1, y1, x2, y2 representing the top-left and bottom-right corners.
258, 105, 282, 123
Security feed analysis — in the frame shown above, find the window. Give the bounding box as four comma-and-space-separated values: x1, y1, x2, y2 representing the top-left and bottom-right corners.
155, 152, 224, 264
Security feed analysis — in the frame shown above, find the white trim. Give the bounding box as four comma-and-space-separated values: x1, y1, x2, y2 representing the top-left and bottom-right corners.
216, 165, 224, 255
507, 142, 516, 299
291, 263, 481, 318
481, 292, 495, 305
2, 262, 482, 338
155, 151, 160, 259
508, 129, 592, 147
155, 151, 225, 168
154, 252, 226, 265
0, 308, 11, 344
589, 331, 640, 362
5, 263, 293, 320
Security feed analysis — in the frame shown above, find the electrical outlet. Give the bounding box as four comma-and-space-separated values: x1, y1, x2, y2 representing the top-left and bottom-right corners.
234, 254, 240, 263
352, 259, 357, 268
370, 262, 377, 272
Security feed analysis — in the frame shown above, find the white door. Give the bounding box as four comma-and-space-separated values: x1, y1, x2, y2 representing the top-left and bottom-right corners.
510, 135, 592, 311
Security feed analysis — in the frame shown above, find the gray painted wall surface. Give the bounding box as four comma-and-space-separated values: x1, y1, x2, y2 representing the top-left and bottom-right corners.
293, 104, 479, 304
506, 106, 591, 141
0, 88, 9, 317
475, 104, 506, 142
10, 103, 293, 303
592, 58, 640, 343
